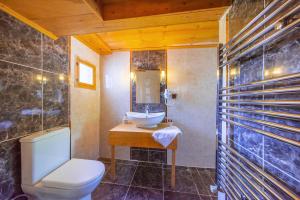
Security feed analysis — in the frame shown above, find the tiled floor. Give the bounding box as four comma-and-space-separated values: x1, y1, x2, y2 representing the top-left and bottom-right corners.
93, 159, 218, 200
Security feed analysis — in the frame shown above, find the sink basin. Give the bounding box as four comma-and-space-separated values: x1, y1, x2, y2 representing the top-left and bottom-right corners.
126, 112, 165, 128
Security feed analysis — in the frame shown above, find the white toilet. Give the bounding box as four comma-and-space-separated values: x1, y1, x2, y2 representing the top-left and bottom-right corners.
20, 127, 105, 200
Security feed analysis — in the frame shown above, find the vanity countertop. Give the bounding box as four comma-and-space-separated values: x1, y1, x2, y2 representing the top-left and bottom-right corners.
109, 122, 169, 133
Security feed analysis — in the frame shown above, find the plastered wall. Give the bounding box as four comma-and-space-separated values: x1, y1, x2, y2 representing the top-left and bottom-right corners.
70, 37, 100, 160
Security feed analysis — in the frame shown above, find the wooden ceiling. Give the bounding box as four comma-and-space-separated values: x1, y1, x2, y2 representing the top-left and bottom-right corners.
0, 0, 231, 54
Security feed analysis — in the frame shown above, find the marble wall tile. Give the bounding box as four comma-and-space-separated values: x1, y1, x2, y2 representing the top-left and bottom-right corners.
149, 150, 167, 163
130, 50, 167, 163
0, 139, 21, 199
264, 138, 300, 182
0, 12, 42, 69
42, 36, 69, 74
0, 61, 42, 141
264, 162, 300, 196
148, 50, 166, 69
42, 72, 69, 130
239, 48, 263, 84
225, 0, 300, 198
229, 0, 264, 39
131, 149, 148, 162
131, 51, 149, 69
264, 28, 300, 78
0, 10, 70, 199
231, 126, 263, 167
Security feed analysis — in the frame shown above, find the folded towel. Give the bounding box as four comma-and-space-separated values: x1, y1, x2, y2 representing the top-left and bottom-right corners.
152, 126, 182, 148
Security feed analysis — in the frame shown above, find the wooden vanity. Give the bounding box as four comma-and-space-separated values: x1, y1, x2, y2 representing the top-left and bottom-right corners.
109, 123, 178, 188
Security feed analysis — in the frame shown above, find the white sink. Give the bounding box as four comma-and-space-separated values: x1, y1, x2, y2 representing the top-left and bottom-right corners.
126, 112, 165, 128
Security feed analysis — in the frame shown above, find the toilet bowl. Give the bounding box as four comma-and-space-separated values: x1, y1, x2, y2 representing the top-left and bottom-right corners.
20, 127, 105, 200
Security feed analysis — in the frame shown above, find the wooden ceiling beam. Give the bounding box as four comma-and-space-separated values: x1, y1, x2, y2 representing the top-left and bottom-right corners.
82, 0, 104, 22
75, 34, 112, 55
101, 0, 231, 20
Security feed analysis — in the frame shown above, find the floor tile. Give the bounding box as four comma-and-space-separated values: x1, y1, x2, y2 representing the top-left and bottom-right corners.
92, 183, 128, 200
191, 168, 210, 195
103, 163, 136, 185
164, 167, 198, 194
199, 195, 217, 200
131, 166, 163, 189
125, 186, 163, 200
164, 191, 200, 200
196, 169, 216, 196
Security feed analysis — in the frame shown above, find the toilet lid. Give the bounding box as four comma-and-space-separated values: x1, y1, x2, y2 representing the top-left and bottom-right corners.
41, 158, 105, 190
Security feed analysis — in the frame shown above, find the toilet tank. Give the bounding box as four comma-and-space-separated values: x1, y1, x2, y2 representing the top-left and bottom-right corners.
20, 127, 70, 186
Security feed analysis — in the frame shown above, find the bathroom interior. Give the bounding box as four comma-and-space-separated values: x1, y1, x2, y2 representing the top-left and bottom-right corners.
0, 0, 299, 200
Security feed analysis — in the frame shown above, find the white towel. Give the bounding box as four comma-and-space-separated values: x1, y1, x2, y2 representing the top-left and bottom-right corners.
152, 126, 182, 148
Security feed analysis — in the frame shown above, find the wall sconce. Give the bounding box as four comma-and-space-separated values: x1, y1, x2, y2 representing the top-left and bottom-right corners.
272, 67, 283, 75
161, 70, 166, 84
36, 74, 47, 83
36, 74, 43, 81
59, 74, 65, 81
130, 72, 136, 83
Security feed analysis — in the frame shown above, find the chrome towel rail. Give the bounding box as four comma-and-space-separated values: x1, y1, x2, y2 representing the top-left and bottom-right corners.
220, 18, 300, 68
219, 99, 300, 106
219, 86, 300, 97
217, 1, 300, 199
221, 0, 294, 57
221, 118, 300, 147
220, 112, 300, 133
220, 72, 300, 91
219, 161, 260, 200
219, 176, 239, 200
219, 141, 299, 200
219, 174, 241, 197
219, 0, 280, 52
220, 106, 300, 120
219, 156, 272, 200
225, 3, 300, 59
218, 167, 252, 200
220, 148, 284, 199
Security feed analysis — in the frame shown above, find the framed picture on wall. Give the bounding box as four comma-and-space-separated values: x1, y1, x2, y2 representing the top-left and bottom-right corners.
75, 57, 96, 90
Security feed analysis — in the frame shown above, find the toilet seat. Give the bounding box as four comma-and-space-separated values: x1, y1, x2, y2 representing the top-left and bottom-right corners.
41, 158, 105, 190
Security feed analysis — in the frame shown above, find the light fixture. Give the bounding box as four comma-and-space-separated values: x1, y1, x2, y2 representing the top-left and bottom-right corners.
59, 74, 65, 81
36, 74, 43, 81
230, 68, 237, 76
161, 70, 166, 84
264, 70, 270, 77
130, 72, 136, 83
42, 76, 47, 83
272, 67, 282, 75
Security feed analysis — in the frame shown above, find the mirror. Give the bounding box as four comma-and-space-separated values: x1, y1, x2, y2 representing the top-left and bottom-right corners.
130, 50, 167, 113
136, 70, 160, 103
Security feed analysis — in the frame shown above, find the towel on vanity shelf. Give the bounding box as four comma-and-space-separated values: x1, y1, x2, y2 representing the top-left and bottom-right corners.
152, 126, 182, 148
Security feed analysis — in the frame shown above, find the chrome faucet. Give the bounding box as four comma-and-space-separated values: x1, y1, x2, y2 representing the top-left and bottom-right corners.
145, 105, 149, 115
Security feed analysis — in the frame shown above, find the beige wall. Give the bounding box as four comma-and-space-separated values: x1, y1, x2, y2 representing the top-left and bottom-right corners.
70, 37, 100, 160
167, 48, 217, 168
99, 49, 217, 168
100, 51, 131, 159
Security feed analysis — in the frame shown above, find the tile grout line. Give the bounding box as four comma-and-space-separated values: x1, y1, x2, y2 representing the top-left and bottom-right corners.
191, 167, 202, 199
41, 33, 44, 132
0, 124, 69, 145
229, 138, 300, 183
162, 163, 165, 200
196, 168, 212, 197
0, 59, 65, 75
123, 163, 138, 200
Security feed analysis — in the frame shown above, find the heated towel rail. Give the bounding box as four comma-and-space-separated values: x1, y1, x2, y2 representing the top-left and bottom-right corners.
217, 0, 300, 199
